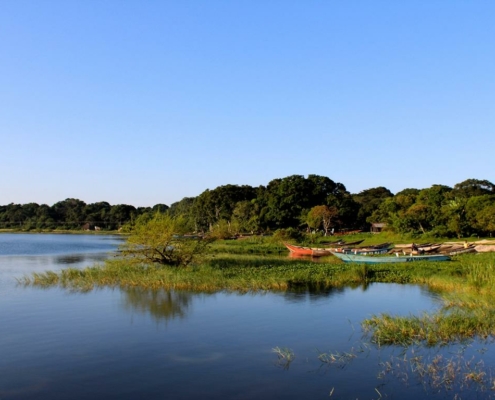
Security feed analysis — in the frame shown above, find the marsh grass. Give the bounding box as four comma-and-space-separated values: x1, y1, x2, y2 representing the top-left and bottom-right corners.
377, 347, 495, 396
272, 347, 295, 369
21, 256, 368, 292
317, 349, 358, 369
362, 253, 495, 346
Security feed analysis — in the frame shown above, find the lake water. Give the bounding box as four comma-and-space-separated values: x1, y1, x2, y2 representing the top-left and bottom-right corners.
1, 233, 493, 399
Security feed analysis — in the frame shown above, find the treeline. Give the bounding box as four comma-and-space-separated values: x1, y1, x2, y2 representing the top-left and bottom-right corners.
2, 175, 495, 238
0, 199, 169, 231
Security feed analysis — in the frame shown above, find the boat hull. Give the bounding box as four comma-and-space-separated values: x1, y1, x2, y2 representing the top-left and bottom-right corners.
284, 243, 332, 257
331, 251, 451, 264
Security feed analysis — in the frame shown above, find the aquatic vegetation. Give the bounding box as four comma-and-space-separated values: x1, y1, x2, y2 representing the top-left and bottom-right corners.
362, 254, 495, 346
272, 347, 295, 369
377, 346, 495, 396
317, 349, 357, 368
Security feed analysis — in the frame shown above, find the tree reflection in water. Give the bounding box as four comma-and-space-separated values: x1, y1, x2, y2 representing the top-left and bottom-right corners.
55, 253, 109, 265
121, 288, 195, 321
282, 284, 372, 303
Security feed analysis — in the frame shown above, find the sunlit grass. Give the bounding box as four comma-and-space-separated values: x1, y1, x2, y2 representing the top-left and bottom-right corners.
362, 253, 495, 346
21, 255, 365, 292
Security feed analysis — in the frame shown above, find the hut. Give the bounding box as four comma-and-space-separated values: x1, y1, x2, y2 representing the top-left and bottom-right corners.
371, 223, 387, 233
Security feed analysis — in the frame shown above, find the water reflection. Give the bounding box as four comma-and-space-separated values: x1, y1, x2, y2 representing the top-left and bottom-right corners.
120, 288, 196, 322
282, 287, 346, 303
54, 253, 109, 265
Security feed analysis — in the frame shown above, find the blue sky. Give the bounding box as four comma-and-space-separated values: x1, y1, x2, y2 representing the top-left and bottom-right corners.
1, 1, 494, 207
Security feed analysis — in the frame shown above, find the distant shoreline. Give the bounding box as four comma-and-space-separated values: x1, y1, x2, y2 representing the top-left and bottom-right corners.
0, 229, 124, 235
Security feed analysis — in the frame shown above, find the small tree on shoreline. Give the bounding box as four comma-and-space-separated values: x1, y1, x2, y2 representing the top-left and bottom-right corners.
120, 214, 214, 268
306, 205, 339, 236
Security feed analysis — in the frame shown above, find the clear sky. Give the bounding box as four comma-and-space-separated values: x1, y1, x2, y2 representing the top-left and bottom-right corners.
1, 1, 494, 207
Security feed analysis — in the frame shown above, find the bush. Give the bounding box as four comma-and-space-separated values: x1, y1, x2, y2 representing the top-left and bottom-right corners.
272, 228, 303, 242
120, 213, 214, 268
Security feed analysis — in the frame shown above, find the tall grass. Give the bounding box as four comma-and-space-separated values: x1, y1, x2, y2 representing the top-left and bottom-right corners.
361, 253, 495, 346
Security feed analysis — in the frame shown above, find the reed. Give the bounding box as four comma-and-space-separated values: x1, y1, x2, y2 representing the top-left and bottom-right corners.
272, 347, 295, 369
362, 253, 495, 346
378, 347, 494, 395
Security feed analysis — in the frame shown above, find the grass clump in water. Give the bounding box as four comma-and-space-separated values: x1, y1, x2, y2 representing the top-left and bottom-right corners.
272, 347, 295, 369
362, 253, 495, 346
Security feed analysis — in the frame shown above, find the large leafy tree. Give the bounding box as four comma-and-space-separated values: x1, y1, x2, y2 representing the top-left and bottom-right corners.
232, 200, 261, 234
465, 195, 495, 236
35, 204, 56, 230
353, 187, 393, 228
191, 185, 257, 231
410, 185, 452, 234
52, 198, 87, 229
475, 204, 495, 235
451, 179, 495, 198
108, 204, 137, 230
368, 189, 419, 234
260, 174, 348, 229
83, 202, 111, 228
0, 203, 25, 228
168, 197, 195, 217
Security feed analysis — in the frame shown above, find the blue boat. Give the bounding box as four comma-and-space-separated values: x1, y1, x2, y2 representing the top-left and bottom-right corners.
330, 251, 451, 264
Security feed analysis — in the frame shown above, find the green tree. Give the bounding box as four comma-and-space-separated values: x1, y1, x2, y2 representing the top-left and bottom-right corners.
465, 195, 495, 236
305, 205, 339, 235
108, 204, 137, 230
451, 179, 495, 198
404, 204, 430, 234
121, 214, 213, 267
353, 187, 393, 229
442, 198, 468, 238
52, 198, 87, 229
191, 185, 257, 231
475, 204, 495, 235
83, 202, 111, 228
232, 200, 260, 233
0, 203, 25, 228
260, 175, 348, 229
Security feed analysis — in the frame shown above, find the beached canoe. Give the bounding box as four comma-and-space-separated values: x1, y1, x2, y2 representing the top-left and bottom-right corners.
284, 243, 332, 257
330, 251, 451, 264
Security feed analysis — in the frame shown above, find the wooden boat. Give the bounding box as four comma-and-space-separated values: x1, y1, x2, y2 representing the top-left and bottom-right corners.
319, 239, 346, 245
340, 239, 365, 246
394, 242, 432, 249
285, 239, 366, 257
330, 251, 451, 264
344, 247, 390, 255
408, 244, 442, 255
284, 243, 332, 257
448, 246, 477, 255
339, 242, 392, 255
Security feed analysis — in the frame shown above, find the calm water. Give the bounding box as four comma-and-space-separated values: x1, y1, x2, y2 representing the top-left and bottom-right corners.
0, 234, 492, 399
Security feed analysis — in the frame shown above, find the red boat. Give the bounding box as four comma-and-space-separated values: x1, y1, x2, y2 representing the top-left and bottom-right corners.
284, 243, 332, 257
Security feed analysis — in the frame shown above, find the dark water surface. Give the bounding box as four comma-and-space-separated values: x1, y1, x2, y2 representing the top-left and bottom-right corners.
0, 234, 492, 399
